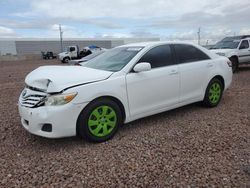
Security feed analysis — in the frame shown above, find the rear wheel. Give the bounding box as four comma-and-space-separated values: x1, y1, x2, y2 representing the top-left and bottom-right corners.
229, 56, 238, 73
203, 78, 223, 107
77, 98, 122, 142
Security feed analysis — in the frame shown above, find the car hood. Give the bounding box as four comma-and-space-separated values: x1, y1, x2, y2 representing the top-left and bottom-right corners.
25, 66, 113, 93
210, 49, 234, 55
58, 52, 69, 56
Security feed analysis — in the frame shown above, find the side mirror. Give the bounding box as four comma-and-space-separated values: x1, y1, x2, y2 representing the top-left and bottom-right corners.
133, 62, 151, 73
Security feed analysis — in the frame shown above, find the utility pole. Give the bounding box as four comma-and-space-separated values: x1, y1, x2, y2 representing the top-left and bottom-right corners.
197, 27, 201, 45
59, 24, 63, 52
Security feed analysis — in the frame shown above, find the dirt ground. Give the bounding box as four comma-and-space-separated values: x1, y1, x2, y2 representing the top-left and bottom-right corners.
0, 59, 249, 187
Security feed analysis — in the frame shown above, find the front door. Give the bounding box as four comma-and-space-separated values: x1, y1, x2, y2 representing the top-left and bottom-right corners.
126, 45, 180, 117
238, 40, 250, 63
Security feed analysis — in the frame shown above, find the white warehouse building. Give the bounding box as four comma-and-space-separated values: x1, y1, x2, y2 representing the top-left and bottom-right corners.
0, 38, 160, 56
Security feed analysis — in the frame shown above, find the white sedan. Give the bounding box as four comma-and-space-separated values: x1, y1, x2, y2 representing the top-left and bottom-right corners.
18, 42, 232, 142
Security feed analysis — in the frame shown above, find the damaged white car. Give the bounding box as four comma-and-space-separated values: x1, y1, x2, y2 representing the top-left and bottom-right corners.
18, 42, 232, 142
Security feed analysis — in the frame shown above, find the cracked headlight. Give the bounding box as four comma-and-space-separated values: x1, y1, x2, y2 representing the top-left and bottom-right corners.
45, 92, 77, 106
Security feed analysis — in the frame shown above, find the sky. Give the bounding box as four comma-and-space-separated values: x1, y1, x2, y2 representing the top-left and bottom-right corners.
0, 0, 250, 44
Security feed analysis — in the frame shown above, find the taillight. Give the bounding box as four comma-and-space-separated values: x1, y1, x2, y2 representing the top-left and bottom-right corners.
227, 60, 232, 67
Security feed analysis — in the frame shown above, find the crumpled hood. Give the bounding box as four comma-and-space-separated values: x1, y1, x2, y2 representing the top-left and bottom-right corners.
25, 66, 113, 93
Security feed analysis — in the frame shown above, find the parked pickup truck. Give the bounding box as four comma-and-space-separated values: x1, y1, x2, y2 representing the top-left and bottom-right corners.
58, 45, 104, 63
210, 35, 250, 72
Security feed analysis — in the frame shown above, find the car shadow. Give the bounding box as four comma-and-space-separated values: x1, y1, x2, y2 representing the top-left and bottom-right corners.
119, 102, 201, 132
27, 102, 204, 149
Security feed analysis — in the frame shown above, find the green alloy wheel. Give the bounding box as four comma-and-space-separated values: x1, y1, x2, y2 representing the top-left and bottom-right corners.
88, 106, 117, 137
203, 78, 223, 107
208, 82, 221, 104
77, 98, 122, 142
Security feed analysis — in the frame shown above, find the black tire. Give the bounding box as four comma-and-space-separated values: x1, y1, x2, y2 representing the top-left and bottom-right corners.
62, 57, 70, 63
203, 78, 223, 107
229, 56, 239, 73
77, 98, 122, 142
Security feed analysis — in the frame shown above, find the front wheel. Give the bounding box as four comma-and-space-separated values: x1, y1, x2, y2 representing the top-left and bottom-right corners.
203, 78, 223, 107
77, 98, 122, 142
229, 57, 238, 73
62, 57, 70, 63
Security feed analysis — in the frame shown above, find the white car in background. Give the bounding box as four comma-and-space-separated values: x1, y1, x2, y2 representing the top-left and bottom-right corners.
210, 35, 250, 72
68, 50, 106, 66
18, 42, 232, 142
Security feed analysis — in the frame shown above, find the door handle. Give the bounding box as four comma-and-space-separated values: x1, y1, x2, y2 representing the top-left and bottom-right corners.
169, 70, 178, 75
207, 63, 213, 67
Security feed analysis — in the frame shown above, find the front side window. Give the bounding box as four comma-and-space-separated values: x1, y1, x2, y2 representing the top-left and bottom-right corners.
174, 44, 210, 64
239, 40, 249, 49
138, 45, 174, 68
84, 47, 143, 72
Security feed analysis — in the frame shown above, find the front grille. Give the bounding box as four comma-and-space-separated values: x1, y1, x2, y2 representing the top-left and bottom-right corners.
20, 88, 47, 108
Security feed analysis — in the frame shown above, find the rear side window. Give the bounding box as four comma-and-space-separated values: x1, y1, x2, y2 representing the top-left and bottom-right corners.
174, 44, 210, 63
138, 45, 174, 68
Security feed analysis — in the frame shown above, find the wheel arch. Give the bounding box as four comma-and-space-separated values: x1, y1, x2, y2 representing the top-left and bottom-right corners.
209, 75, 225, 90
202, 75, 225, 107
97, 96, 126, 123
62, 56, 70, 60
76, 95, 126, 136
229, 55, 239, 62
203, 75, 225, 100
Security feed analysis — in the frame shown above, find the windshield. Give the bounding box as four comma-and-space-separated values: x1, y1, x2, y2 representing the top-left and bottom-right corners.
212, 37, 241, 49
83, 47, 143, 72
65, 47, 70, 52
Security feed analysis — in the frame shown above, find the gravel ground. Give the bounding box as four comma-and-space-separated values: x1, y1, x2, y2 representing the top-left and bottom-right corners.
0, 59, 249, 187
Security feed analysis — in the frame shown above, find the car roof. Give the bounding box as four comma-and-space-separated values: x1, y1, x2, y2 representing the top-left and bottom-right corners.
222, 35, 250, 40
120, 41, 198, 48
119, 41, 219, 60
240, 35, 250, 39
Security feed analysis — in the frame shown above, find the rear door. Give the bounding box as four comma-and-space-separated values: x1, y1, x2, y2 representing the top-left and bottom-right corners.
238, 40, 250, 63
173, 44, 212, 103
126, 44, 180, 117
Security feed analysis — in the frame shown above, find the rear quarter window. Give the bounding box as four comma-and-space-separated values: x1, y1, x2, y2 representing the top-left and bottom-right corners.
174, 44, 210, 64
